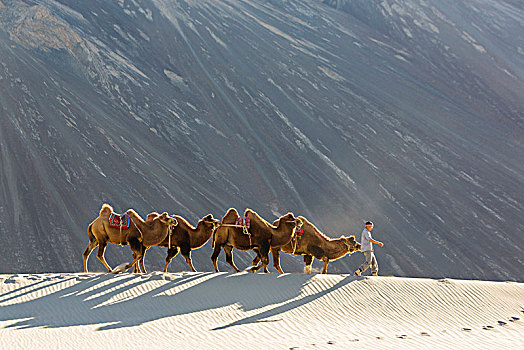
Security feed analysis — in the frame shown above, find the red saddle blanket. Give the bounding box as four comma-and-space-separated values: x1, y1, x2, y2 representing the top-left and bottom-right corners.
235, 217, 250, 228
108, 213, 131, 229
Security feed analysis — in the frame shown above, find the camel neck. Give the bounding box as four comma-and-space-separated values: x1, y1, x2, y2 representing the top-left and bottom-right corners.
323, 238, 349, 259
270, 222, 296, 246
191, 222, 214, 248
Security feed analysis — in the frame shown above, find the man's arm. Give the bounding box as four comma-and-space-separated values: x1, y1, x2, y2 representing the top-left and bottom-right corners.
370, 238, 384, 247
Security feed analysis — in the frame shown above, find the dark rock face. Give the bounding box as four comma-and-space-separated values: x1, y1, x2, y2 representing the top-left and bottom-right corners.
0, 0, 522, 280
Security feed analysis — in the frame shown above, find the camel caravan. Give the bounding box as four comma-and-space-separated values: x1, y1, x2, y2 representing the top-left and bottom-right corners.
83, 203, 361, 274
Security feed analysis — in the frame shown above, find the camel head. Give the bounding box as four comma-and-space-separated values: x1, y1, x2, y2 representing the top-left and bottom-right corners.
158, 212, 178, 227
202, 214, 220, 230
341, 235, 361, 253
278, 212, 303, 230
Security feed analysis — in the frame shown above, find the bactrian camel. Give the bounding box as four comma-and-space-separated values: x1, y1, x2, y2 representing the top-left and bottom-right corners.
134, 213, 220, 272
211, 208, 302, 273
266, 215, 361, 274
83, 204, 177, 273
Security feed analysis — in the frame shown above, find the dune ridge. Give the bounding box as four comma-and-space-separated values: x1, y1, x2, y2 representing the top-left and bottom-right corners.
1, 272, 523, 349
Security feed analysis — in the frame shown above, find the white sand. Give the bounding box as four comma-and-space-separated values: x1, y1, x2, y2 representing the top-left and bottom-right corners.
1, 272, 523, 349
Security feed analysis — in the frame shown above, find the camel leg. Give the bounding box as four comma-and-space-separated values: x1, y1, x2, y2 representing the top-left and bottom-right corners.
132, 245, 147, 273
182, 251, 196, 272
139, 247, 148, 273
122, 238, 143, 271
163, 246, 179, 273
224, 245, 240, 273
251, 255, 269, 273
211, 244, 222, 272
82, 239, 98, 273
250, 240, 270, 273
96, 242, 112, 272
303, 255, 313, 274
180, 244, 196, 272
132, 252, 140, 273
250, 260, 264, 272
321, 258, 329, 274
260, 240, 271, 264
250, 246, 267, 273
271, 248, 284, 274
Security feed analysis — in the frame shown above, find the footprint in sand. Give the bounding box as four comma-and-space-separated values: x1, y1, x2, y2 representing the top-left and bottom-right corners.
376, 336, 383, 340
461, 328, 472, 332
396, 335, 408, 339
510, 317, 520, 322
420, 332, 430, 336
497, 321, 507, 326
482, 326, 494, 330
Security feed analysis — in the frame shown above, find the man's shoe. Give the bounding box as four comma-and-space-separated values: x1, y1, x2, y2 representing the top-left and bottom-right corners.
372, 272, 378, 276
354, 269, 361, 276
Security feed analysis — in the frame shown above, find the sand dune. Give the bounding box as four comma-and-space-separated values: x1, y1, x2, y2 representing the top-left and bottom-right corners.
1, 273, 523, 349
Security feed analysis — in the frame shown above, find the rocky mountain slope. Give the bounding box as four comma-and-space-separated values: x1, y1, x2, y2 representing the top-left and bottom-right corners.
0, 0, 522, 280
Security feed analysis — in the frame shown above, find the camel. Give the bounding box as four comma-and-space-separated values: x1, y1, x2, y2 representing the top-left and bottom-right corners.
211, 208, 252, 272
211, 208, 302, 273
261, 215, 361, 274
82, 204, 177, 273
135, 214, 220, 272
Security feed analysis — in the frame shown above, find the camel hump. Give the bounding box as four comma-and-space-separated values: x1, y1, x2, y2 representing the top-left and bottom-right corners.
126, 209, 147, 224
100, 203, 113, 215
222, 208, 239, 223
225, 208, 238, 216
126, 208, 139, 217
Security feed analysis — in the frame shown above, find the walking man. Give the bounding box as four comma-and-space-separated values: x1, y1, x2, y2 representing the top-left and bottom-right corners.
354, 221, 384, 276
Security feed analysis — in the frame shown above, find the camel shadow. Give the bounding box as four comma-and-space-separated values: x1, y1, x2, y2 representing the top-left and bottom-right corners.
0, 272, 357, 331
96, 272, 317, 330
211, 275, 355, 330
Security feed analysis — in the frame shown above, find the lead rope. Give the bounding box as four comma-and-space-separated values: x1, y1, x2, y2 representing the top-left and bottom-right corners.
343, 239, 353, 251
292, 224, 302, 254
168, 226, 172, 250
292, 231, 298, 254
119, 219, 123, 243
218, 219, 252, 246
129, 216, 144, 242
243, 224, 252, 247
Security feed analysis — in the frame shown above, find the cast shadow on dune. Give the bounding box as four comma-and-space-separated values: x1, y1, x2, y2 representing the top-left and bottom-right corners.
211, 275, 354, 330
0, 273, 357, 331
